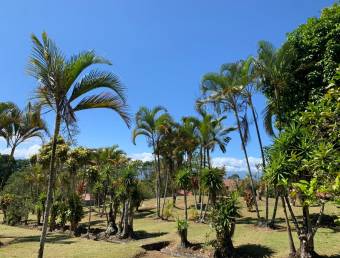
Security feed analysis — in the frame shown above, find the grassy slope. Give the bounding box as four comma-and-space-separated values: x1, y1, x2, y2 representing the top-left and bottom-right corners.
0, 196, 339, 258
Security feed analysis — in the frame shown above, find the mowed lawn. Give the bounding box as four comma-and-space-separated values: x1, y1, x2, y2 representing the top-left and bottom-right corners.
0, 196, 339, 258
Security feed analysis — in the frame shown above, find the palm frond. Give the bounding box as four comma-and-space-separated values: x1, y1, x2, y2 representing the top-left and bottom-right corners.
73, 93, 131, 127
262, 101, 275, 137
66, 51, 111, 88
69, 70, 126, 103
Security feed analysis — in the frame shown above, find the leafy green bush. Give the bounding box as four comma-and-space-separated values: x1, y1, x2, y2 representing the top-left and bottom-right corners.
163, 200, 173, 220
210, 193, 240, 258
67, 193, 84, 233
176, 219, 189, 248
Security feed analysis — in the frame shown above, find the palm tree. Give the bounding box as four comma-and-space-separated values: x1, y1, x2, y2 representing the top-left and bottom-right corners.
235, 57, 269, 225
255, 41, 294, 227
198, 62, 261, 221
28, 32, 130, 258
0, 102, 16, 130
175, 168, 191, 220
0, 103, 48, 158
132, 106, 169, 217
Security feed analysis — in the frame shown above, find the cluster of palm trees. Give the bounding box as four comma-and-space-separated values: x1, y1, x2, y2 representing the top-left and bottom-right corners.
132, 105, 232, 220
0, 29, 321, 258
131, 40, 287, 229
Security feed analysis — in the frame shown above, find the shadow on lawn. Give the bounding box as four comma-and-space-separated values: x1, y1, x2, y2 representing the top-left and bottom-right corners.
9, 234, 75, 245
135, 209, 155, 219
134, 230, 167, 240
236, 244, 275, 258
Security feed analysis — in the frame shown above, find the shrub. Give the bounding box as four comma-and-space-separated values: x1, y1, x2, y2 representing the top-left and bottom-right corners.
210, 193, 240, 258
189, 208, 199, 221
67, 194, 84, 233
176, 219, 189, 248
3, 195, 31, 225
163, 200, 173, 220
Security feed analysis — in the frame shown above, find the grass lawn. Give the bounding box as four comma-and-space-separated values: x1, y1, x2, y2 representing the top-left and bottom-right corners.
0, 196, 339, 258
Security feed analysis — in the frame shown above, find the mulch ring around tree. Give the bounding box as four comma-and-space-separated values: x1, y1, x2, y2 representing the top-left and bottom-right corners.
151, 241, 213, 258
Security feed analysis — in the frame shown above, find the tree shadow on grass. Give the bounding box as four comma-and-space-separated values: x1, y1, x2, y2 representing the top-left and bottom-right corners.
320, 255, 340, 258
134, 230, 167, 240
10, 234, 75, 245
134, 209, 155, 219
236, 244, 275, 258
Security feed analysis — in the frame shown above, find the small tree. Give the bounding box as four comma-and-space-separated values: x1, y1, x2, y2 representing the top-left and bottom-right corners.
67, 193, 84, 235
176, 219, 189, 248
175, 168, 191, 220
210, 193, 240, 258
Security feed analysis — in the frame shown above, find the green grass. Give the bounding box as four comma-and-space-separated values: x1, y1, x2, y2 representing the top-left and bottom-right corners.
0, 196, 339, 258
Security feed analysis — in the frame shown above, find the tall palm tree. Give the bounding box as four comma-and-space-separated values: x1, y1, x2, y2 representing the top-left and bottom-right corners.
28, 32, 130, 258
198, 62, 261, 221
255, 41, 294, 227
235, 57, 269, 224
132, 106, 169, 217
0, 103, 48, 158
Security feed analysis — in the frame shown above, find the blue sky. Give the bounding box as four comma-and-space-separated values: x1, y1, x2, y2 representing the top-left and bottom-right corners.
0, 0, 336, 175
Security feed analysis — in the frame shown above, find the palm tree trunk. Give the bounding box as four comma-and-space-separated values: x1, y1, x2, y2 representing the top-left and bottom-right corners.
152, 138, 160, 218
202, 192, 210, 222
87, 204, 92, 238
161, 168, 169, 218
156, 151, 161, 218
184, 190, 188, 221
249, 97, 268, 225
9, 144, 17, 159
233, 107, 260, 221
198, 146, 203, 204
199, 191, 204, 221
206, 148, 211, 168
38, 113, 61, 258
266, 185, 269, 225
270, 191, 279, 227
281, 196, 296, 256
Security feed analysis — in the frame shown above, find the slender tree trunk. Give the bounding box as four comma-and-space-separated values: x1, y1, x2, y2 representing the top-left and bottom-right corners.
270, 191, 279, 228
198, 146, 203, 204
202, 192, 210, 222
265, 185, 269, 225
233, 107, 260, 221
38, 113, 61, 258
206, 148, 211, 169
120, 199, 131, 238
87, 204, 92, 238
152, 138, 160, 218
199, 192, 204, 221
9, 144, 17, 159
156, 151, 161, 218
184, 190, 188, 221
281, 196, 296, 257
161, 169, 169, 218
249, 98, 268, 225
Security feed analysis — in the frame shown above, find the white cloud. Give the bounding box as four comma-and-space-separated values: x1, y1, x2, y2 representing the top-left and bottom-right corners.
0, 144, 41, 159
128, 152, 261, 176
212, 156, 262, 174
129, 152, 154, 162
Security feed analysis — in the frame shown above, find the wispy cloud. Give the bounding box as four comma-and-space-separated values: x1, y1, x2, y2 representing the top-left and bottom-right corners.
212, 156, 262, 174
129, 152, 261, 176
129, 152, 154, 162
0, 144, 41, 159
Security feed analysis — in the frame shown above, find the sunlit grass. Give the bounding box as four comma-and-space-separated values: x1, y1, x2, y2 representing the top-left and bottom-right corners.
0, 196, 339, 258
